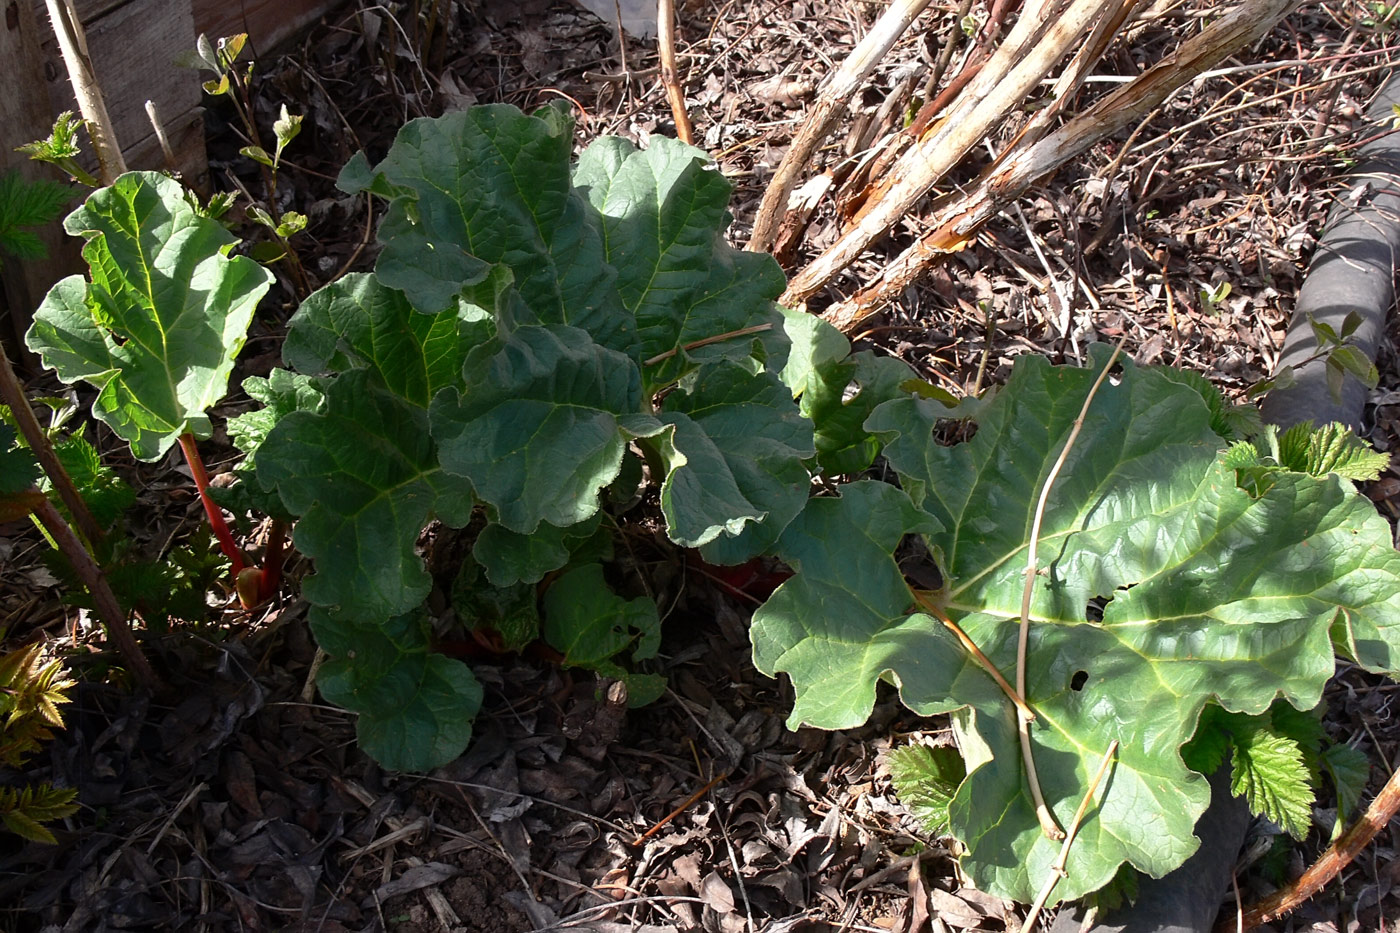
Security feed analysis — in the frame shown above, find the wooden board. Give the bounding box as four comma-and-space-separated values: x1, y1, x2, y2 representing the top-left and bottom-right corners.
2, 0, 206, 357
194, 0, 348, 55
1, 0, 346, 359
36, 0, 204, 173
1, 0, 80, 356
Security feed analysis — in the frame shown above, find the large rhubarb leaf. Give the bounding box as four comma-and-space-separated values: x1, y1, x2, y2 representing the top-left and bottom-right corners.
312, 608, 481, 771
655, 361, 814, 556
350, 104, 632, 351
26, 172, 272, 460
259, 370, 475, 621
255, 274, 487, 617
753, 350, 1400, 904
431, 324, 662, 534
573, 136, 785, 387
282, 273, 489, 405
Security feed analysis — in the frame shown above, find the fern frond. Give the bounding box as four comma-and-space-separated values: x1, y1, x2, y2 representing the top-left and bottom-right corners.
0, 783, 79, 844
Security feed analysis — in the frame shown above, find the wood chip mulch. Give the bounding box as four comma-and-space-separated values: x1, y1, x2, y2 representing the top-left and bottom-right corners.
5, 1, 1400, 931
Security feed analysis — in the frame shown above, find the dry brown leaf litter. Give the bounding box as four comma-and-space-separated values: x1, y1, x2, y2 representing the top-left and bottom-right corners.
5, 0, 1400, 930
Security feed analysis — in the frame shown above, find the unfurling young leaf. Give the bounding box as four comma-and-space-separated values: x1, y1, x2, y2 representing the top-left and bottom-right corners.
272, 104, 303, 167
888, 744, 966, 835
18, 112, 98, 187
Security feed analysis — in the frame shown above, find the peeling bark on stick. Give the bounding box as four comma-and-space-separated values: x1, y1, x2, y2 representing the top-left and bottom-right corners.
783, 0, 1112, 305
819, 0, 1300, 332
748, 0, 932, 253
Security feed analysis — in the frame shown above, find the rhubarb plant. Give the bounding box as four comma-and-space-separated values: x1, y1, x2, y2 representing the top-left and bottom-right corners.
25, 171, 275, 601
756, 347, 1400, 904
26, 103, 1397, 910
238, 103, 867, 768
236, 107, 1400, 906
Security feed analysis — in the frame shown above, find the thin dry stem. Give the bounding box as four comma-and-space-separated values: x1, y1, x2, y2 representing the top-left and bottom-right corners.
1016, 335, 1127, 841
0, 345, 106, 547
819, 0, 1299, 330
1020, 740, 1119, 932
657, 0, 694, 144
44, 0, 126, 183
748, 0, 932, 252
783, 0, 1112, 305
33, 496, 156, 686
642, 323, 773, 366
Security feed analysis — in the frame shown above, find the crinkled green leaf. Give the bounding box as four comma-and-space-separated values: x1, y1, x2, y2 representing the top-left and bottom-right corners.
473, 514, 604, 587
754, 349, 1400, 903
220, 368, 326, 519
283, 273, 487, 405
259, 370, 475, 621
26, 172, 272, 460
1229, 723, 1314, 838
573, 135, 784, 384
354, 104, 632, 351
312, 608, 482, 771
1276, 421, 1390, 481
451, 560, 540, 653
752, 480, 952, 730
656, 361, 813, 555
888, 744, 965, 834
431, 324, 660, 534
778, 307, 917, 475
228, 369, 326, 471
542, 563, 664, 706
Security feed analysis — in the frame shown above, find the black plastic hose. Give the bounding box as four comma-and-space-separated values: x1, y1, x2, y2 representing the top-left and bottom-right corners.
1260, 73, 1400, 431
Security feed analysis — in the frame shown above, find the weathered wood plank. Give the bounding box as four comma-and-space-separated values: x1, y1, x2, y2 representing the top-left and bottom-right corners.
1, 0, 79, 354
37, 0, 203, 171
195, 0, 346, 54
3, 0, 206, 355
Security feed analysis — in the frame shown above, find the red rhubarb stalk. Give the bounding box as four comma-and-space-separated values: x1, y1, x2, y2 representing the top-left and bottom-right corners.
257, 518, 287, 603
177, 433, 246, 575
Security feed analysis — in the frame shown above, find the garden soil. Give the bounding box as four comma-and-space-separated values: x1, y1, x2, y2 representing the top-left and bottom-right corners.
5, 1, 1400, 930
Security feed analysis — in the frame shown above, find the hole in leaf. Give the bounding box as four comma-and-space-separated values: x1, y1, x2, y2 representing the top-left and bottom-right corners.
933, 418, 977, 447
1070, 670, 1088, 691
897, 535, 942, 591
1085, 597, 1107, 623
